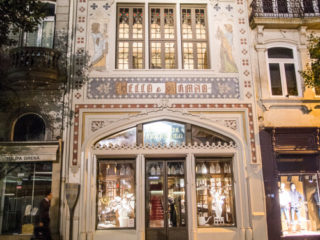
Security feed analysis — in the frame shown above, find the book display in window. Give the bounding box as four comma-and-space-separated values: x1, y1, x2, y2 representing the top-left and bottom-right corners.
196, 158, 235, 227
97, 160, 135, 229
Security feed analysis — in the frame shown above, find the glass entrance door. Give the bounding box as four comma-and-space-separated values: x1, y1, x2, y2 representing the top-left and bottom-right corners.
146, 159, 188, 240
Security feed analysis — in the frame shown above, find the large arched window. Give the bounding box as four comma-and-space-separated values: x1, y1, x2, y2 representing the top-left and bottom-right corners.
96, 120, 233, 146
13, 114, 46, 141
267, 47, 299, 97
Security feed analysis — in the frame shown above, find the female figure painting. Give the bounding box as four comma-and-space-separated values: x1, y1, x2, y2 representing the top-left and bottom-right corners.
217, 24, 238, 73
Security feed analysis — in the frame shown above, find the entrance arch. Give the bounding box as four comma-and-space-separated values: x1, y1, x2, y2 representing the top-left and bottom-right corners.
77, 109, 251, 240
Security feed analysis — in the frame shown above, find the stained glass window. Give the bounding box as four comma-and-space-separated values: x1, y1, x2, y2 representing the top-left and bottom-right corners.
181, 6, 209, 69
97, 128, 137, 146
149, 6, 177, 69
117, 5, 144, 69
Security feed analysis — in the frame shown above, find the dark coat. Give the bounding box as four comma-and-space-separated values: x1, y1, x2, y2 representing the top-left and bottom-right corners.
39, 198, 51, 226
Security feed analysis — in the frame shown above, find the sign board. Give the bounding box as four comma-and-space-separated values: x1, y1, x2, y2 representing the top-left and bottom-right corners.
65, 183, 80, 211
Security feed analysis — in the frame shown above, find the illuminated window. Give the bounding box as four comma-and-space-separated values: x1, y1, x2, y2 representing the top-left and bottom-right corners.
117, 5, 144, 69
278, 175, 320, 236
97, 160, 136, 229
196, 158, 235, 227
267, 47, 299, 96
181, 6, 209, 69
149, 5, 177, 69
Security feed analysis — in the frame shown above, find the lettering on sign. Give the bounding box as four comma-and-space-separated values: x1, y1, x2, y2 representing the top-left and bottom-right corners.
0, 155, 41, 162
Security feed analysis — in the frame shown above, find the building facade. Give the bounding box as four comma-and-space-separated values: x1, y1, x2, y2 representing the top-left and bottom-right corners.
0, 0, 69, 239
59, 0, 268, 240
250, 0, 320, 239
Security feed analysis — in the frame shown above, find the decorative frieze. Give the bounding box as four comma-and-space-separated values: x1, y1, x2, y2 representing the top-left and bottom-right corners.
87, 77, 240, 99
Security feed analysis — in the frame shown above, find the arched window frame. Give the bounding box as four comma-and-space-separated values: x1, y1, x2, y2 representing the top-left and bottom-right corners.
265, 44, 302, 97
11, 113, 47, 141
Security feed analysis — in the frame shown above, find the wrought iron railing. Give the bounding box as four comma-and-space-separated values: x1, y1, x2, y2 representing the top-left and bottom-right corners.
250, 0, 320, 18
9, 47, 61, 71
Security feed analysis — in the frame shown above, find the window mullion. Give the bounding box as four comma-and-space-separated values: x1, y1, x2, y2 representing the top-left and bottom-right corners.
280, 63, 288, 96
177, 3, 182, 69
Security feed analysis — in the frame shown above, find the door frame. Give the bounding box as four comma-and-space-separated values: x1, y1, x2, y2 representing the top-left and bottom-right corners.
145, 158, 188, 240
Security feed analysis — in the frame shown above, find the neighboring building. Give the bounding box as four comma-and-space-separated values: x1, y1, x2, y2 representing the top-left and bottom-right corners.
250, 0, 320, 239
0, 0, 69, 240
59, 0, 268, 240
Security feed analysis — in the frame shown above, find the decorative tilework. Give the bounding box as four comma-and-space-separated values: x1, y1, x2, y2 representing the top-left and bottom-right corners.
226, 5, 233, 11
214, 4, 221, 11
87, 77, 240, 99
90, 3, 98, 10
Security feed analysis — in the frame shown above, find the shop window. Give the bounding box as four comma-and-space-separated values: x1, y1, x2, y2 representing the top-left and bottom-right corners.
143, 121, 185, 146
24, 2, 55, 48
195, 158, 235, 227
278, 175, 320, 236
267, 47, 299, 97
13, 114, 46, 141
0, 162, 52, 235
97, 128, 136, 146
116, 4, 145, 69
181, 5, 209, 69
97, 160, 136, 229
192, 125, 233, 145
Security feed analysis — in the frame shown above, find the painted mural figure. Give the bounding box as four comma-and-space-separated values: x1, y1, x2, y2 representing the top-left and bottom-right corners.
90, 22, 108, 71
217, 24, 238, 73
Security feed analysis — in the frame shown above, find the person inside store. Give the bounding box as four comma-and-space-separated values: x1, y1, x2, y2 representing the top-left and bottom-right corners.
289, 183, 304, 225
313, 189, 320, 219
279, 182, 291, 224
34, 190, 53, 240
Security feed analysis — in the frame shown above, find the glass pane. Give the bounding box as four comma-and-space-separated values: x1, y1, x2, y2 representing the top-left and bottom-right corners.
285, 64, 298, 96
132, 42, 143, 69
183, 42, 194, 70
150, 8, 161, 39
269, 63, 283, 95
315, 86, 320, 96
13, 114, 45, 141
119, 8, 129, 39
181, 9, 192, 39
195, 9, 206, 40
279, 175, 320, 236
41, 21, 54, 48
132, 8, 143, 39
268, 48, 293, 59
97, 128, 136, 146
26, 31, 38, 47
118, 42, 129, 69
165, 42, 175, 69
196, 158, 235, 227
164, 8, 175, 39
0, 163, 52, 235
167, 162, 186, 227
147, 161, 164, 228
151, 42, 162, 69
143, 121, 185, 146
197, 42, 208, 69
192, 126, 233, 145
97, 160, 135, 229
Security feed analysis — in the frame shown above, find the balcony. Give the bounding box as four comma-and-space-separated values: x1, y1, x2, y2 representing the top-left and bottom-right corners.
6, 47, 62, 89
250, 0, 320, 29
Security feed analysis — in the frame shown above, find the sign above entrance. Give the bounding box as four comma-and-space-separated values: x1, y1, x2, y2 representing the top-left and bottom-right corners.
87, 77, 240, 99
0, 141, 59, 162
143, 121, 185, 146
